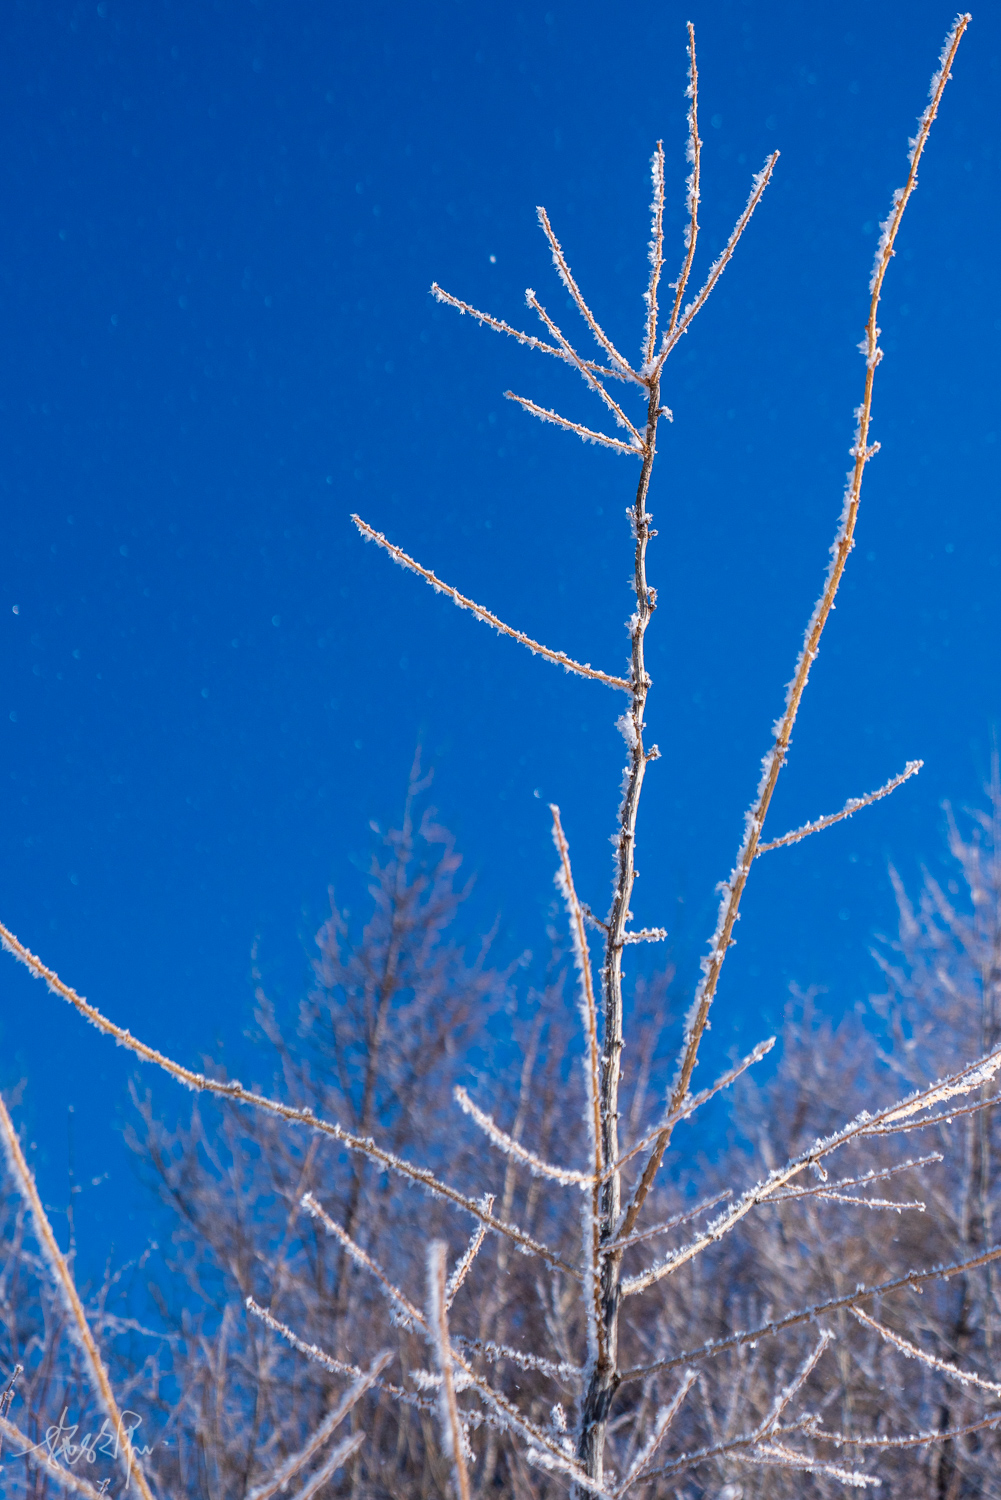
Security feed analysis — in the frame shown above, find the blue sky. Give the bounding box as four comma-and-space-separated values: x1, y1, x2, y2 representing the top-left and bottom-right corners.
0, 0, 997, 1263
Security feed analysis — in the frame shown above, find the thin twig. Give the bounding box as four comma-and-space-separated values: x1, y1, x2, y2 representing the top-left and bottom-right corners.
757, 760, 922, 854
0, 1094, 156, 1500
656, 153, 778, 367
665, 22, 702, 343
427, 1242, 472, 1500
620, 1239, 1001, 1385
352, 514, 632, 688
0, 920, 576, 1275
430, 283, 631, 381
505, 391, 642, 458
536, 206, 637, 378
852, 1306, 1001, 1396
525, 290, 643, 443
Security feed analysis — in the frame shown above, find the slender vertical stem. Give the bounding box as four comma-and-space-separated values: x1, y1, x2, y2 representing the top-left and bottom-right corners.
577, 375, 662, 1484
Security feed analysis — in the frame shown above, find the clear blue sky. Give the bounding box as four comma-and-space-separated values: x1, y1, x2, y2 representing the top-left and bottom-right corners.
0, 1, 997, 1263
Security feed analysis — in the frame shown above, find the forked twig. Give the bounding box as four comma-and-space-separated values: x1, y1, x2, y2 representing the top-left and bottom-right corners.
352, 514, 632, 688
757, 760, 922, 854
626, 15, 969, 1241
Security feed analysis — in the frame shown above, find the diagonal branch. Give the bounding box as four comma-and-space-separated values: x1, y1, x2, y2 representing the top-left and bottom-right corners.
352, 514, 631, 689
657, 152, 778, 367
757, 760, 922, 854
525, 291, 643, 443
619, 1240, 1001, 1385
0, 919, 576, 1275
430, 283, 631, 381
454, 1086, 592, 1185
852, 1307, 1001, 1397
445, 1201, 492, 1309
536, 206, 637, 379
0, 1094, 156, 1500
505, 391, 643, 459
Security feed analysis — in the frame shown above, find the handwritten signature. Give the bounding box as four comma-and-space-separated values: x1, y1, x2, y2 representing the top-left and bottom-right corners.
12, 1408, 154, 1493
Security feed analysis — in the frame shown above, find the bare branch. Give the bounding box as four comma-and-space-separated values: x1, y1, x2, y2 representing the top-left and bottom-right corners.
620, 1240, 1001, 1385
427, 1242, 472, 1500
656, 152, 778, 368
604, 1189, 732, 1255
353, 513, 632, 689
852, 1307, 1001, 1397
445, 1200, 493, 1309
616, 1370, 697, 1494
454, 1087, 592, 1186
757, 760, 922, 854
642, 140, 666, 369
505, 390, 642, 458
525, 290, 643, 443
0, 1094, 156, 1500
0, 919, 578, 1276
430, 282, 632, 381
536, 206, 637, 378
610, 1037, 775, 1185
665, 22, 702, 343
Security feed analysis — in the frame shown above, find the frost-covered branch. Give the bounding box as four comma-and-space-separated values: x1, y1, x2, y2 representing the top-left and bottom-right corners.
353, 515, 632, 688
0, 1094, 156, 1500
0, 918, 575, 1273
757, 760, 923, 854
427, 1242, 471, 1500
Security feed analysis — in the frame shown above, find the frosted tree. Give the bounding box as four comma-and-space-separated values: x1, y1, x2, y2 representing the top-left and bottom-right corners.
2, 13, 998, 1499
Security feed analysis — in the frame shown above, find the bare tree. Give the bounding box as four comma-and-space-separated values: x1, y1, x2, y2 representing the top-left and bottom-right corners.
1, 13, 997, 1500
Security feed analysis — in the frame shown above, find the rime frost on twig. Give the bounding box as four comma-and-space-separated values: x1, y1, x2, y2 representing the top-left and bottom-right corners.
605, 1188, 733, 1255
445, 1202, 492, 1308
427, 1242, 472, 1500
452, 1334, 580, 1382
852, 1307, 1001, 1396
0, 918, 575, 1274
303, 1193, 425, 1331
622, 1240, 1001, 1386
506, 390, 642, 457
757, 761, 923, 854
624, 1050, 1001, 1296
613, 1037, 775, 1183
535, 206, 636, 380
454, 1086, 592, 1186
430, 283, 630, 380
525, 289, 643, 443
352, 514, 631, 689
663, 22, 702, 346
0, 1094, 156, 1500
658, 153, 778, 366
620, 926, 667, 946
742, 1442, 880, 1488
